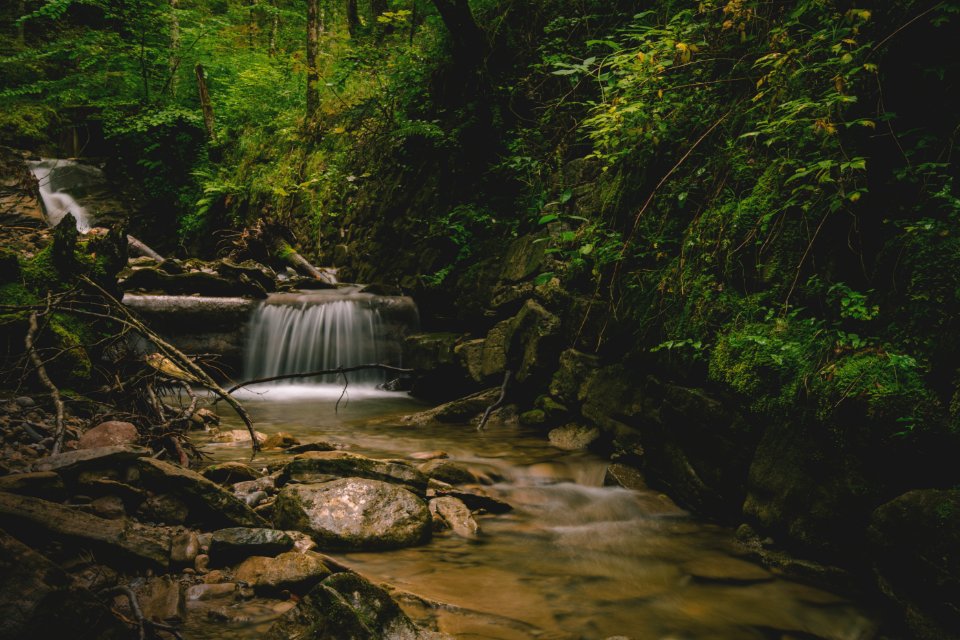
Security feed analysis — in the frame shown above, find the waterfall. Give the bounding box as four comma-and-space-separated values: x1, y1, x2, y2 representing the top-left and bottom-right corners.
243, 290, 418, 388
27, 158, 99, 232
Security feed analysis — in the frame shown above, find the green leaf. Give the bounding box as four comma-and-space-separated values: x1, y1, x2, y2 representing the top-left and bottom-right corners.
538, 214, 559, 225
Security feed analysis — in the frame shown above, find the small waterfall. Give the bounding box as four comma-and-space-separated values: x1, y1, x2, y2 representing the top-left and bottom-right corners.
27, 158, 100, 232
243, 289, 418, 387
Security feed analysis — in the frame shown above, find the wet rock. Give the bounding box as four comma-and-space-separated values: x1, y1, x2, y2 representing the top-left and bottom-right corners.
603, 463, 647, 491
868, 489, 960, 638
549, 349, 600, 407
209, 527, 294, 566
201, 461, 262, 485
209, 428, 268, 444
429, 497, 479, 538
0, 529, 128, 640
454, 338, 486, 383
171, 531, 201, 567
262, 432, 301, 449
77, 421, 138, 449
137, 493, 190, 525
418, 459, 482, 486
682, 556, 773, 583
500, 235, 547, 283
75, 477, 146, 507
286, 441, 339, 455
185, 582, 236, 601
266, 572, 432, 640
432, 487, 512, 514
234, 550, 332, 595
245, 490, 269, 507
0, 492, 170, 570
403, 332, 461, 371
32, 444, 151, 475
401, 387, 499, 426
548, 423, 600, 451
123, 576, 185, 623
233, 475, 277, 495
0, 471, 65, 501
409, 450, 448, 461
278, 451, 427, 496
519, 409, 547, 426
273, 478, 431, 550
136, 457, 269, 529
120, 266, 265, 297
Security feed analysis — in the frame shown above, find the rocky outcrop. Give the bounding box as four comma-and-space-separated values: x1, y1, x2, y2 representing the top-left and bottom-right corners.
272, 479, 431, 550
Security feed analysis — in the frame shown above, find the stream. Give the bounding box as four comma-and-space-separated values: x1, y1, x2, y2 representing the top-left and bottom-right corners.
196, 385, 880, 640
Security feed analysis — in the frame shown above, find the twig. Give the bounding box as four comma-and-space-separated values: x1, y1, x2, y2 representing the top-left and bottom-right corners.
478, 370, 512, 431
25, 296, 66, 453
224, 364, 414, 394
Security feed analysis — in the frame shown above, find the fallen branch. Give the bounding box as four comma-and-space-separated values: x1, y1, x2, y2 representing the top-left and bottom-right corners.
25, 297, 67, 453
224, 364, 414, 394
478, 369, 512, 431
80, 276, 262, 455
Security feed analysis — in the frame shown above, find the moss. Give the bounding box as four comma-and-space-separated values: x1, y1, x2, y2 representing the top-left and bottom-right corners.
48, 313, 93, 380
19, 246, 61, 292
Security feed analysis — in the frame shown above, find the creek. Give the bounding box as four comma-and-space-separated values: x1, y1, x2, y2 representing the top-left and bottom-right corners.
196, 384, 880, 640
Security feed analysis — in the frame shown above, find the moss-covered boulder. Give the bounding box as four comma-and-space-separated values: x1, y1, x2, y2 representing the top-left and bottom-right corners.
868, 489, 960, 639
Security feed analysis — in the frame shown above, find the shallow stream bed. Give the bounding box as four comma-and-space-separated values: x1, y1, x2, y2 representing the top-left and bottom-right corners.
197, 386, 880, 640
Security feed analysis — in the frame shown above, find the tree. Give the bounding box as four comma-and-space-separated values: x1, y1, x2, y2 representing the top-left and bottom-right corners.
306, 0, 320, 120
429, 0, 484, 66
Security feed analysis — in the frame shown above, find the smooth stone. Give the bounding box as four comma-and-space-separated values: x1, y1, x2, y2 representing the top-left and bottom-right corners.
234, 551, 332, 595
262, 432, 300, 449
209, 527, 294, 566
418, 459, 485, 485
170, 531, 201, 567
185, 583, 236, 601
429, 496, 480, 538
548, 423, 600, 451
77, 421, 138, 449
89, 495, 125, 519
201, 462, 262, 485
433, 487, 512, 514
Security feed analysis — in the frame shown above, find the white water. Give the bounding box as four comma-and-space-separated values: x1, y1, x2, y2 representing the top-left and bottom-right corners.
243, 297, 394, 386
26, 158, 99, 232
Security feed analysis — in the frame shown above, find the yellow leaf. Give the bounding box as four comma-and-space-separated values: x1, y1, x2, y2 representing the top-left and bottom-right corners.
658, 89, 664, 99
848, 192, 861, 203
332, 126, 346, 134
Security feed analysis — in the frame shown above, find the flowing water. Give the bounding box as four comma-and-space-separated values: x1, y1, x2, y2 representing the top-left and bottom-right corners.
27, 158, 99, 232
200, 386, 881, 640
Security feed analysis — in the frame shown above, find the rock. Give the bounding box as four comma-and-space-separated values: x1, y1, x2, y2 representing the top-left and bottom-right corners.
136, 457, 269, 529
266, 572, 430, 640
418, 459, 481, 485
278, 451, 428, 496
549, 349, 600, 407
603, 463, 647, 491
124, 576, 185, 623
189, 407, 220, 428
32, 445, 151, 475
500, 234, 547, 283
682, 556, 773, 583
75, 478, 146, 507
209, 527, 294, 566
481, 299, 561, 384
403, 332, 461, 371
194, 554, 210, 573
77, 421, 138, 449
408, 450, 448, 461
209, 429, 268, 444
286, 441, 338, 455
433, 487, 512, 514
137, 494, 189, 525
262, 432, 301, 449
233, 475, 276, 495
0, 472, 65, 501
868, 489, 960, 638
0, 492, 170, 570
429, 497, 479, 538
548, 423, 600, 450
185, 583, 236, 601
14, 396, 36, 408
244, 490, 269, 507
234, 550, 332, 595
170, 531, 201, 567
519, 409, 547, 426
454, 339, 486, 383
201, 461, 262, 485
89, 495, 125, 519
401, 387, 500, 426
273, 479, 431, 550
120, 266, 265, 297
0, 529, 128, 640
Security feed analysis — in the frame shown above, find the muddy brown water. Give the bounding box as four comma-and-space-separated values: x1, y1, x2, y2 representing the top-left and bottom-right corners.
193, 385, 880, 640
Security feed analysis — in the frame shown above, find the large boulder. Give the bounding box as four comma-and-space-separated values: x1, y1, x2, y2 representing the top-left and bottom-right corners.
278, 451, 427, 496
868, 489, 960, 639
234, 550, 332, 595
0, 492, 170, 570
479, 299, 560, 383
272, 479, 431, 550
266, 572, 438, 640
401, 387, 499, 426
0, 529, 128, 640
77, 421, 139, 449
136, 457, 268, 529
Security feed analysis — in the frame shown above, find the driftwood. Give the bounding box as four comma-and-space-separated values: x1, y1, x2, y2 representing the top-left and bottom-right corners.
478, 369, 512, 431
127, 234, 165, 262
80, 276, 262, 454
224, 364, 414, 395
24, 297, 67, 453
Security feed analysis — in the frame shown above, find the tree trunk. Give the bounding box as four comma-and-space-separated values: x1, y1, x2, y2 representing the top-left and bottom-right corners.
169, 0, 180, 97
195, 63, 216, 140
370, 0, 388, 39
306, 0, 320, 121
346, 0, 359, 38
429, 0, 485, 65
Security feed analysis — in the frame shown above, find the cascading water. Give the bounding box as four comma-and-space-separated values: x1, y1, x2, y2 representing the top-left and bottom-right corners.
27, 158, 100, 232
243, 289, 418, 387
